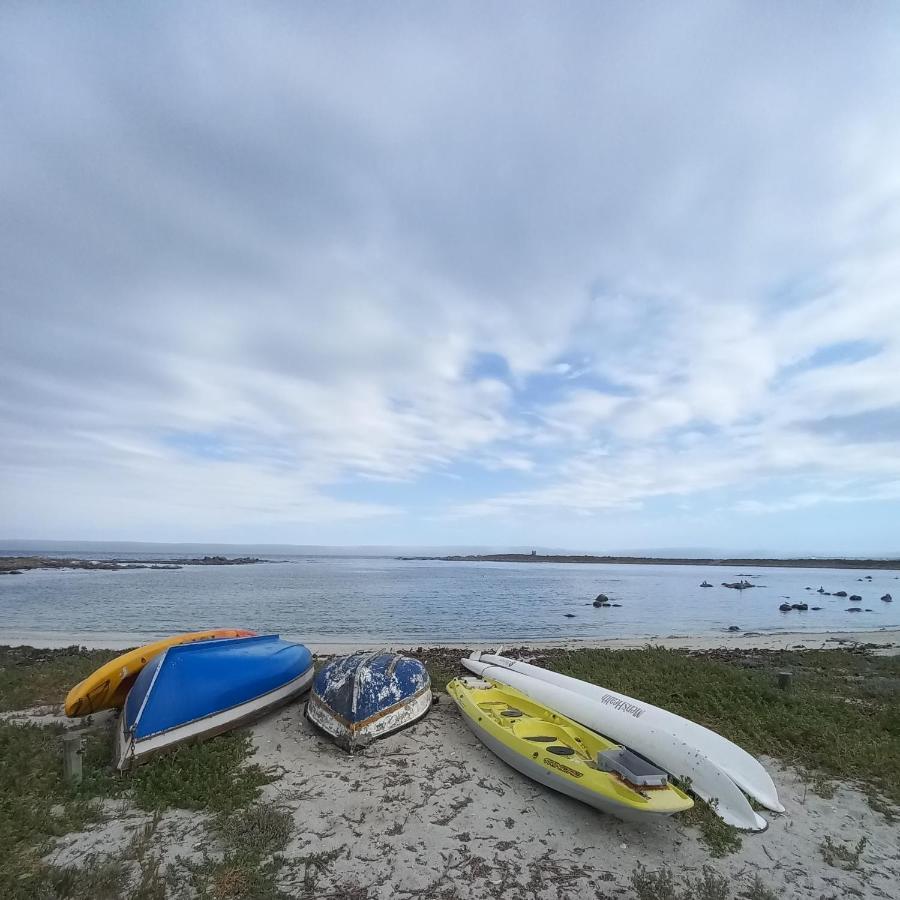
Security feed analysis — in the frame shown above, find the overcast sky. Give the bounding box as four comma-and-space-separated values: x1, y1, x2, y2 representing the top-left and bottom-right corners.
2, 3, 900, 552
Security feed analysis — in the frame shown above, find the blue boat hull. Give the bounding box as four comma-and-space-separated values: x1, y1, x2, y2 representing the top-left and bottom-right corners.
116, 634, 313, 769
307, 651, 431, 751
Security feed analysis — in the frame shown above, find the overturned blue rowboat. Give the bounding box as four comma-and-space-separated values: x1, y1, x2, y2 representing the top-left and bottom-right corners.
115, 634, 313, 770
306, 651, 432, 751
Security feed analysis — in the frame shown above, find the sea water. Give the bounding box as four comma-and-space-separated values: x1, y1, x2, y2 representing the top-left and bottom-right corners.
0, 551, 897, 646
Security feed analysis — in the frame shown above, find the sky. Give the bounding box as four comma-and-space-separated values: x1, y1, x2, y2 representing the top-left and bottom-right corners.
2, 3, 900, 553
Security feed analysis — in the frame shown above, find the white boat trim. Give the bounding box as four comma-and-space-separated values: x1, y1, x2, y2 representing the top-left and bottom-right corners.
462, 658, 768, 831
307, 686, 432, 751
471, 651, 783, 813
116, 666, 313, 770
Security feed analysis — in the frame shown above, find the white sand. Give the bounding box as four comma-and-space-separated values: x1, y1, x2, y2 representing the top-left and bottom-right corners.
8, 626, 897, 653
304, 627, 900, 655
40, 697, 899, 899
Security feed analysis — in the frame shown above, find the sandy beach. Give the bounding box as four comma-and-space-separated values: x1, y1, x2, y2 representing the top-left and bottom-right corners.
2, 636, 898, 899
11, 695, 896, 899
4, 627, 898, 654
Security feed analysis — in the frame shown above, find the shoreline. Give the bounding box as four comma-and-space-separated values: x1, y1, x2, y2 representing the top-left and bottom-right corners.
0, 554, 261, 575
3, 626, 897, 654
403, 553, 900, 569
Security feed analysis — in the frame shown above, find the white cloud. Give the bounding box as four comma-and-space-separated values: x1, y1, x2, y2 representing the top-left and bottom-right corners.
1, 3, 899, 541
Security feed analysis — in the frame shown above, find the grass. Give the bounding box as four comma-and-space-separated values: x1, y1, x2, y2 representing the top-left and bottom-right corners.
630, 864, 733, 900
819, 835, 867, 871
630, 865, 778, 900
175, 802, 294, 899
678, 797, 742, 857
131, 731, 276, 814
0, 715, 276, 897
0, 721, 122, 898
0, 645, 118, 712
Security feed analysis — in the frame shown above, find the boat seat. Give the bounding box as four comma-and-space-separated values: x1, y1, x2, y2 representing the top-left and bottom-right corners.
546, 745, 575, 756
501, 708, 523, 718
524, 735, 556, 742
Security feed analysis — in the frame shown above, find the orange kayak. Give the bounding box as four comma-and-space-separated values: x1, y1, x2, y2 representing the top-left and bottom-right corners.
64, 629, 255, 717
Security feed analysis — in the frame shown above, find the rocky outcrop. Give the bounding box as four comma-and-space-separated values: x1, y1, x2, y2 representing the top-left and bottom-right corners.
0, 555, 261, 575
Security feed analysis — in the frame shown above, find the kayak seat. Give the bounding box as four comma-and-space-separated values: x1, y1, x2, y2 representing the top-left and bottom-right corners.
547, 745, 576, 756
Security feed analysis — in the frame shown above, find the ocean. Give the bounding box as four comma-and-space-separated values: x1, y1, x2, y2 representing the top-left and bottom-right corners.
1, 549, 898, 647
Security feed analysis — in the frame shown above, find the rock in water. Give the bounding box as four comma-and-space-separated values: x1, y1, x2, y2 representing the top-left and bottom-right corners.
846, 607, 862, 613
849, 594, 862, 602
791, 603, 808, 611
834, 591, 848, 597
563, 613, 576, 618
881, 594, 892, 602
779, 603, 793, 612
700, 581, 713, 587
727, 625, 741, 632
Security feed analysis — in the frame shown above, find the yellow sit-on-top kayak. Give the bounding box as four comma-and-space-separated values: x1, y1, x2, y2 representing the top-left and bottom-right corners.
447, 676, 693, 822
65, 629, 255, 717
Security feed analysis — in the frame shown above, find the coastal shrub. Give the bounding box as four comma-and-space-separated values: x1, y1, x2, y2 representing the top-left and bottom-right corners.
819, 835, 867, 871
630, 864, 731, 900
130, 731, 275, 814
0, 721, 118, 898
215, 802, 293, 856
0, 644, 118, 712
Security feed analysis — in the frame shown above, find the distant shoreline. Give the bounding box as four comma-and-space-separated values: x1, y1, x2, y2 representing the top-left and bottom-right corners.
0, 555, 261, 575
400, 553, 900, 570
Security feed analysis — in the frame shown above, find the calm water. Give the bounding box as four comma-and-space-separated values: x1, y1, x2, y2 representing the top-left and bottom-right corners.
1, 553, 898, 647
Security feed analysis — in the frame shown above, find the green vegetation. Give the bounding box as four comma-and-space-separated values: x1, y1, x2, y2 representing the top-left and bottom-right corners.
175, 803, 294, 899
0, 715, 276, 897
819, 835, 868, 871
630, 864, 736, 900
0, 644, 118, 712
131, 732, 275, 814
679, 798, 742, 857
630, 865, 779, 900
0, 721, 121, 898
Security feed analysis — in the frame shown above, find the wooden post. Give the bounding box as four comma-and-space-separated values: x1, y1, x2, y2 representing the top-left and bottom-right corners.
62, 732, 84, 785
777, 671, 793, 691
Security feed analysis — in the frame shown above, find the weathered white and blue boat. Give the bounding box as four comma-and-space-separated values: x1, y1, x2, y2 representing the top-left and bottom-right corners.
306, 651, 432, 751
115, 634, 313, 770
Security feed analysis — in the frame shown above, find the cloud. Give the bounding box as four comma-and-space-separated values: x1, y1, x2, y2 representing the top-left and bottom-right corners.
1, 3, 899, 543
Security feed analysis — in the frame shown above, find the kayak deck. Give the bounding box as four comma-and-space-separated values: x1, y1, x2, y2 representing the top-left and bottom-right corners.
449, 677, 692, 818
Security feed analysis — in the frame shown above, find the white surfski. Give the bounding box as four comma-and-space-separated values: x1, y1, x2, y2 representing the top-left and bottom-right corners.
462, 656, 768, 831
470, 651, 783, 813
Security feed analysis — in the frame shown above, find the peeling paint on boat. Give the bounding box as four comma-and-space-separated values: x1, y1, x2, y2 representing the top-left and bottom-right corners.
307, 651, 431, 751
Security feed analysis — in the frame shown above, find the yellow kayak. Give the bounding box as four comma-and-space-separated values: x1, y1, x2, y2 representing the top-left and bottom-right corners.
448, 676, 693, 821
64, 629, 255, 717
